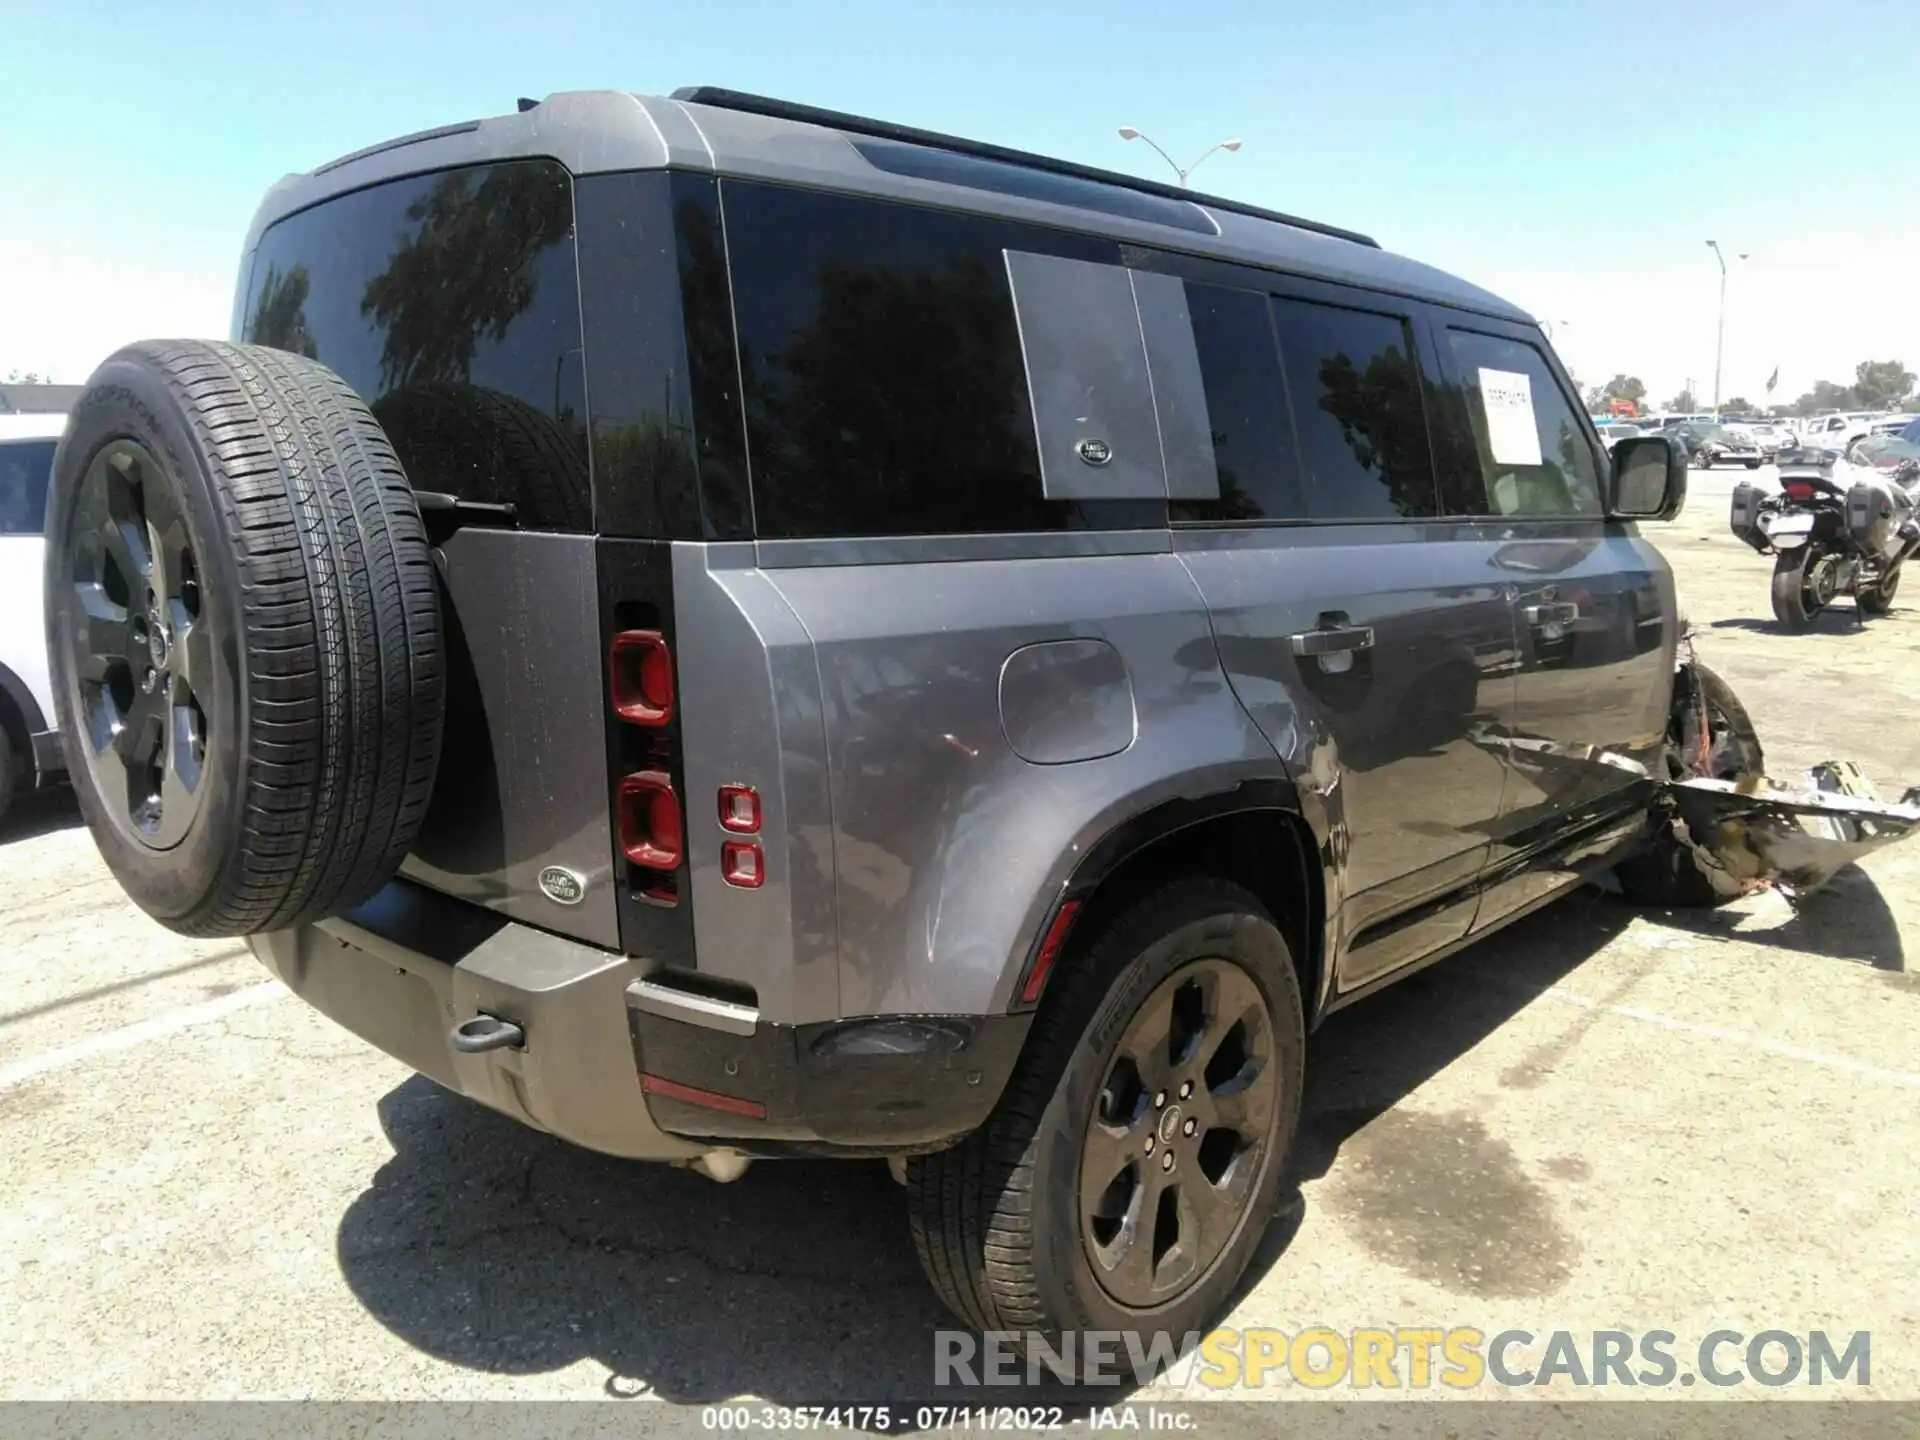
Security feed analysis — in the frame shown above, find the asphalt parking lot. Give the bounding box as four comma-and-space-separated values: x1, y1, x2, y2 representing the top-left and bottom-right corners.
4, 463, 1918, 1413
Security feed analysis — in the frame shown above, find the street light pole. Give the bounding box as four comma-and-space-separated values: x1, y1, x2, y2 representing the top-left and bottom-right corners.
1705, 240, 1749, 417
1117, 127, 1243, 187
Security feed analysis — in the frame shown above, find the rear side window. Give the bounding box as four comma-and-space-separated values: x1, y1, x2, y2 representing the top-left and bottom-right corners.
0, 439, 56, 536
1444, 329, 1602, 518
1174, 282, 1304, 522
241, 159, 590, 531
722, 182, 1155, 539
1269, 297, 1438, 519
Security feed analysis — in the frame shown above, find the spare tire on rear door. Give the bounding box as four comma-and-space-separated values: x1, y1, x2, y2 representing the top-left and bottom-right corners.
43, 341, 445, 936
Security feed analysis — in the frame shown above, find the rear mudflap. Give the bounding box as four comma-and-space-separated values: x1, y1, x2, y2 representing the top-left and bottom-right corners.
1664, 763, 1920, 900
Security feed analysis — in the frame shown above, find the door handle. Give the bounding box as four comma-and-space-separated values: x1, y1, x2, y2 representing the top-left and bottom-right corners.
1290, 624, 1375, 657
1523, 602, 1579, 627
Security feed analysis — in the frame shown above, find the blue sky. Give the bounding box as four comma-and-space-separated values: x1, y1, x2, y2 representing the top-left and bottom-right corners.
3, 0, 1916, 401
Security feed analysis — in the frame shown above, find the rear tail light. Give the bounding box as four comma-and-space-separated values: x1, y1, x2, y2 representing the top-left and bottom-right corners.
721, 841, 764, 889
718, 784, 761, 833
618, 771, 684, 869
610, 630, 675, 725
1784, 481, 1815, 502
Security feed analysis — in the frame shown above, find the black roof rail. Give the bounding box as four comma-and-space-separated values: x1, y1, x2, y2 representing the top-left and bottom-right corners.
671, 86, 1380, 250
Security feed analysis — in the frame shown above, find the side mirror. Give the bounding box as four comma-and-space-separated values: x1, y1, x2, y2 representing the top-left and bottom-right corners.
1609, 434, 1687, 519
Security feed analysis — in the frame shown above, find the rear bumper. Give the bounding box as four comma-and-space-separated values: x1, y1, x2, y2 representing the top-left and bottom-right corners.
249, 878, 1032, 1161
248, 882, 705, 1162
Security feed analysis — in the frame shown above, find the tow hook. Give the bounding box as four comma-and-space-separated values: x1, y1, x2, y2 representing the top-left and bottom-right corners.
451, 1014, 525, 1053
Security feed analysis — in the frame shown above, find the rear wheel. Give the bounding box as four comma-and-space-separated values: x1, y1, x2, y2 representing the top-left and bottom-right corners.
45, 341, 445, 935
1692, 450, 1713, 470
906, 879, 1303, 1363
1770, 548, 1830, 630
1745, 459, 1762, 470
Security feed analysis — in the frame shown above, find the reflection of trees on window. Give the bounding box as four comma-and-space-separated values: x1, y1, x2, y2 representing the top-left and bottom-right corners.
745, 255, 1041, 537
359, 165, 571, 388
247, 263, 318, 358
1315, 344, 1434, 517
675, 191, 752, 538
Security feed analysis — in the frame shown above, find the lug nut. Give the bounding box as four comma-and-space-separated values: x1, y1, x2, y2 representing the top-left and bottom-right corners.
1179, 1081, 1193, 1099
1183, 1117, 1198, 1137
141, 668, 157, 693
1161, 1152, 1175, 1172
1144, 1136, 1155, 1155
1153, 1090, 1167, 1108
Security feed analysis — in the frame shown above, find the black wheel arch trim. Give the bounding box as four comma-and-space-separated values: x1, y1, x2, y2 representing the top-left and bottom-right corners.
1009, 777, 1331, 1018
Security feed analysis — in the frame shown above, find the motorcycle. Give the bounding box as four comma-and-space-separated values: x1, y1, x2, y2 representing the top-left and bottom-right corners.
1728, 442, 1920, 629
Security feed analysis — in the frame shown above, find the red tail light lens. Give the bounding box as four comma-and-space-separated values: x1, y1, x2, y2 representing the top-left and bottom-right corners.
610, 630, 675, 725
618, 771, 684, 869
1020, 899, 1083, 1004
720, 841, 765, 889
1784, 481, 1816, 502
718, 785, 762, 834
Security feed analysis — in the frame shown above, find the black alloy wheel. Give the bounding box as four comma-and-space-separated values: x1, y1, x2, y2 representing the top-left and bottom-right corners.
1079, 957, 1279, 1308
62, 438, 210, 850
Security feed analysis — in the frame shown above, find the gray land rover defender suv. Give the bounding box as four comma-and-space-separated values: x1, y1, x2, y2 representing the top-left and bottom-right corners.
47, 88, 1708, 1343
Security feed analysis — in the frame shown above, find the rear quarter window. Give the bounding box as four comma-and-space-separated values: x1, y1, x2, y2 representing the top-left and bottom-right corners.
241, 159, 590, 531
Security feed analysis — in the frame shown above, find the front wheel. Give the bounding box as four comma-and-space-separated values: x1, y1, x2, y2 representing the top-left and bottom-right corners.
1745, 459, 1762, 470
1771, 547, 1827, 630
1692, 450, 1713, 470
1613, 662, 1766, 908
907, 879, 1304, 1358
1859, 563, 1901, 616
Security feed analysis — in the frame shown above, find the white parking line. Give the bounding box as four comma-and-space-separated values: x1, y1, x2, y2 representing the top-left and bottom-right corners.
1469, 970, 1920, 1091
0, 981, 289, 1092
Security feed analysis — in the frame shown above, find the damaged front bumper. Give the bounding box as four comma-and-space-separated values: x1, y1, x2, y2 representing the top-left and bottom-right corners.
1664, 762, 1920, 900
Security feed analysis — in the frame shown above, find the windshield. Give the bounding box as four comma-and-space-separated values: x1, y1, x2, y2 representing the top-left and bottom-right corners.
1853, 435, 1920, 466
0, 438, 58, 536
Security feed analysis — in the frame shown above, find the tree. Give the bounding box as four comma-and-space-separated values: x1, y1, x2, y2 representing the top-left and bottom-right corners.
1583, 373, 1646, 413
245, 263, 318, 358
1852, 359, 1915, 410
1786, 379, 1857, 417
1664, 388, 1698, 413
359, 163, 572, 389
1719, 396, 1755, 415
4, 369, 48, 384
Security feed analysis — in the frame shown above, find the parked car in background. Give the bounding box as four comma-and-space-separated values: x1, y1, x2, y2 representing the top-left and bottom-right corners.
1899, 416, 1920, 446
1800, 413, 1871, 452
1672, 422, 1764, 469
1869, 415, 1915, 437
0, 413, 67, 825
1593, 420, 1645, 451
1725, 420, 1790, 458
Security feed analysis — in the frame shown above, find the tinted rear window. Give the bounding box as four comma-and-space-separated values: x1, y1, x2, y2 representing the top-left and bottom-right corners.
1269, 297, 1438, 519
241, 160, 590, 530
1174, 281, 1305, 522
0, 439, 56, 536
722, 181, 1157, 538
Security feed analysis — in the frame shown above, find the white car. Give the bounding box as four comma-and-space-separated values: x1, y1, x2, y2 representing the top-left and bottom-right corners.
0, 412, 66, 824
1800, 411, 1884, 452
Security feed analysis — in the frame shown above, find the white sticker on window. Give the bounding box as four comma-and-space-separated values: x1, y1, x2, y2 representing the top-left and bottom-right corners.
1478, 367, 1543, 466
